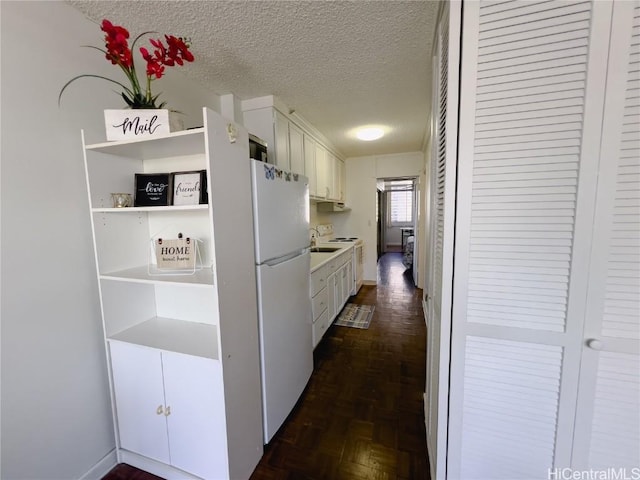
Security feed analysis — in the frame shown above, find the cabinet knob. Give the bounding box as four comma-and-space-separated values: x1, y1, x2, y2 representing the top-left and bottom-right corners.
586, 338, 603, 351
164, 406, 171, 416
156, 405, 164, 415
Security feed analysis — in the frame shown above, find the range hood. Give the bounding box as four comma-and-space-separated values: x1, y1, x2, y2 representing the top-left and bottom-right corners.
317, 202, 350, 213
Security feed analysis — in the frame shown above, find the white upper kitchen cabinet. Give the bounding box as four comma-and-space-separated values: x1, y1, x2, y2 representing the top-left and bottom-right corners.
315, 142, 329, 200
425, 1, 640, 479
274, 110, 290, 171
242, 97, 345, 202
289, 121, 305, 176
242, 105, 301, 175
337, 158, 345, 202
326, 152, 340, 202
304, 134, 317, 197
82, 108, 264, 480
242, 106, 292, 172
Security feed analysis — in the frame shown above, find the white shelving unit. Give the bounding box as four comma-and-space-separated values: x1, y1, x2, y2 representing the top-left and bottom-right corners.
83, 108, 264, 480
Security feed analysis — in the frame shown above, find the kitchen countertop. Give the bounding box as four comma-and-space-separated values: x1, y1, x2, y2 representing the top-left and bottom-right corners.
310, 245, 353, 273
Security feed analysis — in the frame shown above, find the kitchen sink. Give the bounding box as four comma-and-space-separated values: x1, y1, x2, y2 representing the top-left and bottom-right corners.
310, 247, 340, 253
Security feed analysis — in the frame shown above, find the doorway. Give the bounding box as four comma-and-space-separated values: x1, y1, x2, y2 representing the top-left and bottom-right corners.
376, 177, 418, 275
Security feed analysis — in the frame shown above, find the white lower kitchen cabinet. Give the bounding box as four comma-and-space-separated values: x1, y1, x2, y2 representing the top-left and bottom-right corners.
327, 273, 338, 322
110, 342, 228, 480
310, 264, 328, 348
312, 309, 329, 348
340, 262, 352, 307
333, 252, 352, 311
310, 248, 354, 347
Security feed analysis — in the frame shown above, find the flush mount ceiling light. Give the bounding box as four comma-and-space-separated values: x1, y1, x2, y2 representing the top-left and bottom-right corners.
355, 126, 385, 141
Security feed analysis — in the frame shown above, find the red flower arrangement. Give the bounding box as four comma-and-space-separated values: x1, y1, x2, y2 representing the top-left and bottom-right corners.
59, 19, 194, 109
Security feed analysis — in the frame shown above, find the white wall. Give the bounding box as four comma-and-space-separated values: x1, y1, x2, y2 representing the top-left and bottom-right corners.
333, 152, 424, 282
309, 205, 332, 232
0, 2, 218, 478
386, 225, 403, 246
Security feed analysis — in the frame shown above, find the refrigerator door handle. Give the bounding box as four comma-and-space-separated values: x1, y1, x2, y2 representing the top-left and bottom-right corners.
263, 249, 307, 267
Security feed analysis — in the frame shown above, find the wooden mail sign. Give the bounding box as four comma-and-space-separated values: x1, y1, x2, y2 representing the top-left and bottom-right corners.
104, 109, 170, 141
155, 237, 195, 270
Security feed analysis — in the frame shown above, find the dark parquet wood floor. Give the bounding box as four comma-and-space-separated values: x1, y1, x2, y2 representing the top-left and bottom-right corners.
103, 253, 428, 480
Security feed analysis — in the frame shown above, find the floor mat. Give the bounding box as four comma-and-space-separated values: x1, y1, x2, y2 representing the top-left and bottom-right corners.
333, 304, 375, 329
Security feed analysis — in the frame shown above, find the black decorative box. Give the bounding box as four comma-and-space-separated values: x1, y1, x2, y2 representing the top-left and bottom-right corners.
134, 173, 173, 206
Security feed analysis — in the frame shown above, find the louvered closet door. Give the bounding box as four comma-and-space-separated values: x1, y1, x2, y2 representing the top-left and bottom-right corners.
425, 3, 461, 480
572, 0, 640, 470
448, 1, 613, 478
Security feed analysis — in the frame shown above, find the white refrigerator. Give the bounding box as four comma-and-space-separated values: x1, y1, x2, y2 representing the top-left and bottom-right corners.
250, 159, 313, 443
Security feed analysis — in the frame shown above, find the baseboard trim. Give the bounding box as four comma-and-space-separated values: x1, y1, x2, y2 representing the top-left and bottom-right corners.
424, 392, 437, 480
120, 450, 203, 480
422, 299, 428, 326
79, 449, 117, 480
362, 280, 377, 286
423, 392, 428, 422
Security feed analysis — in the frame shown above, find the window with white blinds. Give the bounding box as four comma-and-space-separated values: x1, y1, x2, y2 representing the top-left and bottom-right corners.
389, 190, 413, 224
388, 180, 414, 224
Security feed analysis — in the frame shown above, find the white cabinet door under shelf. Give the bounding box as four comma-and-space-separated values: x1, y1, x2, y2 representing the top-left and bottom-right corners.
109, 341, 228, 479
162, 350, 228, 480
110, 341, 170, 464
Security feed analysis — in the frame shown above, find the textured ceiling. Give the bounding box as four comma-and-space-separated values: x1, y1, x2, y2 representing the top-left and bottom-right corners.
67, 1, 438, 158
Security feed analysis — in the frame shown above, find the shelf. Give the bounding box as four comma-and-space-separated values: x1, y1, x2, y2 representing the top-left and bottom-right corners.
108, 316, 219, 359
85, 128, 206, 160
93, 204, 209, 213
101, 266, 214, 287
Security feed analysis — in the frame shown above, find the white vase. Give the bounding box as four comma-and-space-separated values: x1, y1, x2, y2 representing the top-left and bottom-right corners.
169, 111, 185, 132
